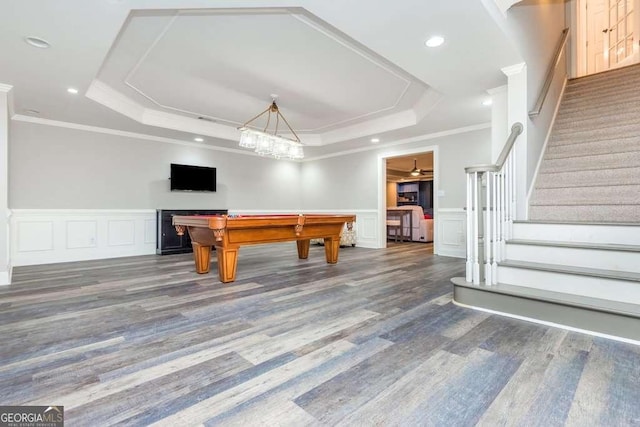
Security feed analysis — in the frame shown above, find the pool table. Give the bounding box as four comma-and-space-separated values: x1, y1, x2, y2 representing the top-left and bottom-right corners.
172, 214, 356, 283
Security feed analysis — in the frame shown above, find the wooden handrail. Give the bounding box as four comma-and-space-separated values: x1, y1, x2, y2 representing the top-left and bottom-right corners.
529, 28, 569, 118
495, 122, 523, 168
465, 121, 523, 173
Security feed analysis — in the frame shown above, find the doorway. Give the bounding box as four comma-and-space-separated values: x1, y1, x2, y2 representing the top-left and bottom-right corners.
577, 0, 640, 76
378, 147, 438, 251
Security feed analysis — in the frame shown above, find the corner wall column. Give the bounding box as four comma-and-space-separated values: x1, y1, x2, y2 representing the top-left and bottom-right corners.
501, 63, 528, 220
488, 85, 508, 164
0, 84, 12, 285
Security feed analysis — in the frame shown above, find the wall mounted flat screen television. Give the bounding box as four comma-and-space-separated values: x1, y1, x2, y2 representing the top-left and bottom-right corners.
170, 163, 216, 192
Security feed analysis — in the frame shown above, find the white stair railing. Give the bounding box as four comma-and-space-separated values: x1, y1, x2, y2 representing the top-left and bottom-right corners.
465, 122, 523, 285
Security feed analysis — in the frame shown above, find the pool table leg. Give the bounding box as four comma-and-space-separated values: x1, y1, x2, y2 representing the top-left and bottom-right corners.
296, 239, 310, 259
324, 237, 340, 263
192, 243, 212, 274
216, 246, 239, 283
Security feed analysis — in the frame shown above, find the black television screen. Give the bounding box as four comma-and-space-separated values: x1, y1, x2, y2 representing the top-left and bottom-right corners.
170, 163, 216, 192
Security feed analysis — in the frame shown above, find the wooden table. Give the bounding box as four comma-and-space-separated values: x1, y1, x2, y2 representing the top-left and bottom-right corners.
173, 214, 356, 283
386, 209, 413, 242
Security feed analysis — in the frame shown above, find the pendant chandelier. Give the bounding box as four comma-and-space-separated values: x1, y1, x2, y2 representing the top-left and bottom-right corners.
238, 95, 304, 159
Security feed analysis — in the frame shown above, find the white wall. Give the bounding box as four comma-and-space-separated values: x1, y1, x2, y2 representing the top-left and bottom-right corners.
0, 87, 10, 284
302, 128, 491, 211
8, 119, 490, 265
504, 2, 568, 192
9, 120, 302, 210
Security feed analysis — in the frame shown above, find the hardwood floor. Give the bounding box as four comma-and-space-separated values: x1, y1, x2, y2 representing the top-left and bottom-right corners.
1, 242, 639, 426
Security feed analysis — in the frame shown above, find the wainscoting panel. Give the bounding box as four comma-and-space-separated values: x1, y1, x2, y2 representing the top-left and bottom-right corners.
66, 220, 97, 249
11, 210, 157, 266
107, 220, 136, 246
144, 219, 156, 244
436, 208, 466, 258
17, 221, 54, 252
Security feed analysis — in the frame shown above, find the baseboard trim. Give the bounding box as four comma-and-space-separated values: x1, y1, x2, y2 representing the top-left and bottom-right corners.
452, 280, 640, 345
0, 266, 12, 286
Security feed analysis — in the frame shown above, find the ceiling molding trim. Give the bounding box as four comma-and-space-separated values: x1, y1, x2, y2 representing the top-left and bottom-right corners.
320, 109, 417, 145
87, 80, 242, 142
494, 0, 523, 15
86, 80, 146, 122
292, 12, 414, 85
413, 90, 444, 122
304, 122, 491, 162
501, 62, 526, 76
118, 7, 421, 134
487, 85, 507, 95
10, 114, 282, 159
141, 109, 239, 140
123, 12, 179, 93
0, 84, 15, 118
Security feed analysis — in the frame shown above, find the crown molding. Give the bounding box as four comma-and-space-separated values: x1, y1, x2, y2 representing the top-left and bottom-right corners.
304, 122, 491, 161
11, 113, 489, 164
0, 84, 13, 93
487, 85, 507, 95
11, 114, 273, 158
501, 62, 526, 76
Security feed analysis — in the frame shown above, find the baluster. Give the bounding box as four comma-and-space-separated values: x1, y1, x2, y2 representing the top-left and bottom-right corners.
484, 171, 492, 285
508, 150, 516, 237
505, 155, 512, 241
491, 171, 498, 284
466, 172, 473, 282
472, 171, 480, 284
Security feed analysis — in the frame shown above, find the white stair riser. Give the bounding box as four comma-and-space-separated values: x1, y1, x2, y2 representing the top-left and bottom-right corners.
512, 223, 640, 245
497, 266, 640, 304
505, 244, 640, 273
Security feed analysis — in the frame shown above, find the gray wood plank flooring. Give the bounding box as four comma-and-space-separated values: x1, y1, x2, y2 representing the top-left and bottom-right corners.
1, 242, 639, 426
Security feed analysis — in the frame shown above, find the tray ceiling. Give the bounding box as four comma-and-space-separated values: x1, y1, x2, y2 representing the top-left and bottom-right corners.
0, 0, 522, 157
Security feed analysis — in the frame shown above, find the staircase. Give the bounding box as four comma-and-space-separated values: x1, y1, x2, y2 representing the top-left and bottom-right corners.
529, 63, 640, 222
453, 64, 640, 343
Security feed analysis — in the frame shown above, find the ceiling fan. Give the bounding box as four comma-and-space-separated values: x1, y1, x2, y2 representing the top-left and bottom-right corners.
409, 159, 432, 176
386, 157, 433, 181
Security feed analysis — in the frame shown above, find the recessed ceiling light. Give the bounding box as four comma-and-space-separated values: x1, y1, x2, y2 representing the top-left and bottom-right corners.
371, 138, 380, 143
67, 87, 78, 94
425, 36, 445, 48
482, 99, 493, 106
194, 137, 204, 142
24, 36, 51, 49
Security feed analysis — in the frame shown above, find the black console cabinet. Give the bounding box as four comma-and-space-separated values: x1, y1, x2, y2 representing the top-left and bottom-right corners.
156, 209, 227, 255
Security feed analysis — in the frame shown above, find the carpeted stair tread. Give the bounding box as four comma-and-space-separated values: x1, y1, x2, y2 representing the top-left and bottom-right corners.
547, 123, 640, 144
553, 111, 640, 133
565, 65, 640, 90
555, 99, 640, 120
535, 167, 640, 188
565, 63, 640, 88
561, 86, 640, 105
530, 185, 640, 206
528, 205, 640, 223
544, 135, 640, 155
539, 151, 640, 173
563, 79, 640, 99
549, 130, 640, 146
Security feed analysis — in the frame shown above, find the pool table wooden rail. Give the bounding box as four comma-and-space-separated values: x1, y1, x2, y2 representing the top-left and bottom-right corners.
172, 214, 355, 283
